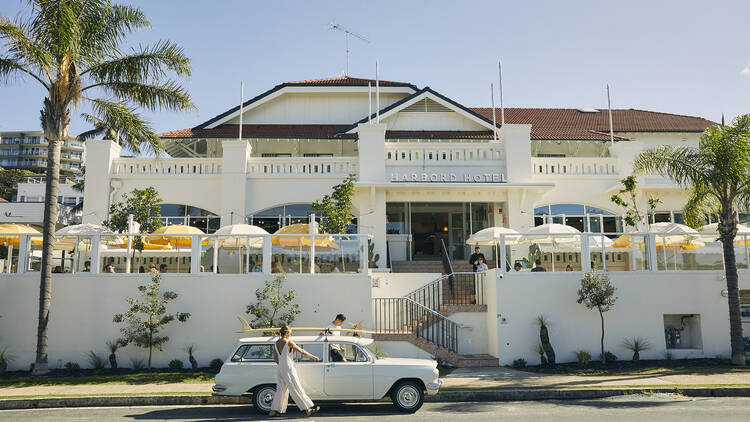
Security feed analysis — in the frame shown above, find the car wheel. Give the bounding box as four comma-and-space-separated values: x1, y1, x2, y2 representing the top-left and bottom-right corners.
252, 385, 276, 414
390, 380, 424, 413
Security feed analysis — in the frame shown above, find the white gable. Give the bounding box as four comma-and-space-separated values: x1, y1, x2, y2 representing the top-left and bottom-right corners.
377, 94, 493, 132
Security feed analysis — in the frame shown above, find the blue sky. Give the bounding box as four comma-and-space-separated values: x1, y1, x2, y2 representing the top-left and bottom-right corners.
1, 0, 749, 136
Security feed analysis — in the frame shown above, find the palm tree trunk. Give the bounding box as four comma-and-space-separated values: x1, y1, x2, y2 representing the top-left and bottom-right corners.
32, 138, 62, 375
721, 234, 746, 365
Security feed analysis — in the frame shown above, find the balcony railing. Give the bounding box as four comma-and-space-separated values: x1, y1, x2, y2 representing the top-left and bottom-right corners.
385, 142, 504, 166
532, 157, 618, 176
112, 158, 223, 177
247, 157, 358, 178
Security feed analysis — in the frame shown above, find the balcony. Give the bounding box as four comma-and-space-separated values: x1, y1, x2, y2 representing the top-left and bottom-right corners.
112, 157, 223, 177
532, 156, 618, 177
247, 157, 358, 179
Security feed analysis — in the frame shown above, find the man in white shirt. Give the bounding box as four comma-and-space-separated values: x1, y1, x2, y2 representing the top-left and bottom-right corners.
326, 314, 347, 362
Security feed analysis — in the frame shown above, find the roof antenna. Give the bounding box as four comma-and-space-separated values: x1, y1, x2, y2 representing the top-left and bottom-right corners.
607, 83, 614, 146
498, 61, 505, 126
490, 83, 498, 141
239, 80, 244, 141
329, 22, 370, 76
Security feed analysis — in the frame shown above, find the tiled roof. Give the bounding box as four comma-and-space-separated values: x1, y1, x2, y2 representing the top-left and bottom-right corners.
472, 108, 716, 138
284, 75, 414, 87
160, 125, 351, 139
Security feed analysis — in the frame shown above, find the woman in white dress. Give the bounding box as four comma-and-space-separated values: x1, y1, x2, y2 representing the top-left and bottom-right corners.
269, 326, 320, 417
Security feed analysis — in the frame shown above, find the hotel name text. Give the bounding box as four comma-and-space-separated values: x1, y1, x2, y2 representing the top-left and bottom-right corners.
390, 172, 507, 183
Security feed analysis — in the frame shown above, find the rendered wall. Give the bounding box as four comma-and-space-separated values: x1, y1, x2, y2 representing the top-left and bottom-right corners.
492, 271, 750, 365
0, 273, 372, 371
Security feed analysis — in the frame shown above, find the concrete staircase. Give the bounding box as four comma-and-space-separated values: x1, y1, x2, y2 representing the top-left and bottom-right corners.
392, 260, 496, 274
373, 333, 498, 367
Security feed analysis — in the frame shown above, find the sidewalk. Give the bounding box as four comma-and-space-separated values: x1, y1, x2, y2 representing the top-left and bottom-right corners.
442, 366, 750, 389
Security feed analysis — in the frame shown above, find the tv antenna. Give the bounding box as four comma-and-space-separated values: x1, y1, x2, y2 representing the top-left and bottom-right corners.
329, 21, 370, 75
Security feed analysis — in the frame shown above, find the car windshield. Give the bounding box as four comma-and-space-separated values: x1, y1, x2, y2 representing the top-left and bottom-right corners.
365, 342, 384, 359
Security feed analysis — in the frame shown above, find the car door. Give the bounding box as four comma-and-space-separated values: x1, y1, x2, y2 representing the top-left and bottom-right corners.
293, 343, 325, 398
323, 342, 374, 398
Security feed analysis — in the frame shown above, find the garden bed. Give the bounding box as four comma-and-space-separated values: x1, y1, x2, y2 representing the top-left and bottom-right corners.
512, 358, 750, 376
0, 369, 217, 388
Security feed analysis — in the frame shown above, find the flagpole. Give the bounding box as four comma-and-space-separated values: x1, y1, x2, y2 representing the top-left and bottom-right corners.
239, 81, 244, 141
498, 61, 505, 125
376, 60, 380, 123
491, 83, 498, 141
607, 84, 614, 147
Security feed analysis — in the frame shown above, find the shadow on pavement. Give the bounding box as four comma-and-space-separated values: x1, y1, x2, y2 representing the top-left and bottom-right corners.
125, 403, 402, 420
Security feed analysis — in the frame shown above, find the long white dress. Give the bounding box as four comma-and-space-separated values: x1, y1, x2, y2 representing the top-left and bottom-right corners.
270, 339, 315, 413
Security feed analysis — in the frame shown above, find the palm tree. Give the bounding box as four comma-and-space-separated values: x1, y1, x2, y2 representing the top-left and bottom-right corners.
634, 115, 749, 366
0, 0, 194, 374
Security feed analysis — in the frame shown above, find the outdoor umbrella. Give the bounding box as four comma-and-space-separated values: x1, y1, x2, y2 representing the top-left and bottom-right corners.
0, 223, 40, 273
215, 224, 269, 272
466, 227, 521, 268
272, 223, 339, 273
519, 223, 582, 271
148, 225, 208, 273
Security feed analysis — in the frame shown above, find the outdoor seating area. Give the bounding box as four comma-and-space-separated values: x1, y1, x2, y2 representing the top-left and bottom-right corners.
0, 222, 368, 275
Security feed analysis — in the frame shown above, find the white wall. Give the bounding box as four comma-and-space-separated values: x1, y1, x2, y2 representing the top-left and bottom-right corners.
370, 272, 442, 298
451, 312, 489, 355
492, 271, 750, 365
0, 273, 372, 370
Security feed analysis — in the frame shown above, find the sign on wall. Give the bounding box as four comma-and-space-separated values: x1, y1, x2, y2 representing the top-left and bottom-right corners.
390, 172, 507, 183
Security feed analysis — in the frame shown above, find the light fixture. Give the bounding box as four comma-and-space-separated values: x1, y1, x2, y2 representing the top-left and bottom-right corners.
720, 289, 728, 297
443, 226, 448, 232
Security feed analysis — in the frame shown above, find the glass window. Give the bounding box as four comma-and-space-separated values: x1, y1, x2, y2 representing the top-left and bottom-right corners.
328, 343, 370, 363
231, 344, 274, 362
585, 205, 614, 216
534, 205, 550, 216
386, 203, 406, 234
550, 204, 585, 215
296, 344, 324, 362
653, 213, 671, 223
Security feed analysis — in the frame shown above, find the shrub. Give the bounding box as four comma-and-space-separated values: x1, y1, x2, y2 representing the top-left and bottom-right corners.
185, 345, 198, 370
106, 339, 127, 369
536, 315, 555, 365
576, 350, 592, 366
512, 358, 527, 368
622, 337, 651, 361
130, 357, 146, 370
64, 362, 81, 371
0, 347, 14, 373
168, 359, 184, 370
86, 351, 106, 370
601, 351, 618, 363
210, 358, 224, 371
535, 343, 548, 366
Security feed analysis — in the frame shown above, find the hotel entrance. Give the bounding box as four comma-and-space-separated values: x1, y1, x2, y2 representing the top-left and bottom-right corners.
386, 202, 493, 261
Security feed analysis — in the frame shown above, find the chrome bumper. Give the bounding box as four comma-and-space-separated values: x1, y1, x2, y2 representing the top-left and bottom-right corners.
426, 379, 442, 395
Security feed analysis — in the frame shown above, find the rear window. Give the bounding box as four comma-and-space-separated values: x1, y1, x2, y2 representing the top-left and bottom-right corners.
231, 344, 274, 362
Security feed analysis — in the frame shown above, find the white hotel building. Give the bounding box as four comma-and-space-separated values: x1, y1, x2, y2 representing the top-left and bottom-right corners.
2, 75, 748, 369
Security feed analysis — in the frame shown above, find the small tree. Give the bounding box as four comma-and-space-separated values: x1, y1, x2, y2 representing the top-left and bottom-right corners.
312, 174, 356, 234
0, 168, 35, 201
113, 274, 190, 369
576, 271, 617, 364
536, 315, 556, 365
246, 275, 300, 328
104, 187, 163, 270
610, 175, 661, 230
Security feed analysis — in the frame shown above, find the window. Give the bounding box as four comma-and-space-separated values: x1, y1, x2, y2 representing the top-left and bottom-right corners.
231, 344, 274, 362
261, 153, 292, 157
328, 343, 370, 362
296, 344, 324, 362
303, 153, 333, 157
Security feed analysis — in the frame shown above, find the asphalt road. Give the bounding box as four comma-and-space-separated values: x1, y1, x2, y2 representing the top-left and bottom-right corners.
1, 397, 749, 421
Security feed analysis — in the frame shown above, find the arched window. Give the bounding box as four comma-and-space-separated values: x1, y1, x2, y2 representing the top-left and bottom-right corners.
534, 204, 621, 233
155, 204, 220, 233
248, 203, 357, 234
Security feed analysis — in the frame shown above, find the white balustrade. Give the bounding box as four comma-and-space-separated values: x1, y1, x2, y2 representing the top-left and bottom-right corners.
532, 157, 618, 176
247, 157, 358, 178
385, 142, 504, 167
112, 158, 223, 176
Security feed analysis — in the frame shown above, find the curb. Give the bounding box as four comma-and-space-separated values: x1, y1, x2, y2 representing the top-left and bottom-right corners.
1, 388, 750, 410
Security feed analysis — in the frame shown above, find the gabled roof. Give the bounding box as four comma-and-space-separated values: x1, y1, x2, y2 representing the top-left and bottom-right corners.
160, 124, 352, 139
471, 108, 715, 138
338, 87, 501, 134
194, 76, 418, 130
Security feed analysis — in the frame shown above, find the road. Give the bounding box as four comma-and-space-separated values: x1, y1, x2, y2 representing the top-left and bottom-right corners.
1, 396, 749, 421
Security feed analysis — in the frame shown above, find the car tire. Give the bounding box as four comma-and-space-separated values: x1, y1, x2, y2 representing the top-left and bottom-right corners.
252, 384, 276, 414
390, 380, 424, 413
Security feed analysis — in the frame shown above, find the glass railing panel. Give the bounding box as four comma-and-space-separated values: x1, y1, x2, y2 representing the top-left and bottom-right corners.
27, 235, 43, 272
217, 236, 263, 274
272, 235, 312, 274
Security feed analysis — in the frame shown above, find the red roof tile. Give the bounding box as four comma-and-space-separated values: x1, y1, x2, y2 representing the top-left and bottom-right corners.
284, 75, 413, 87
160, 125, 351, 139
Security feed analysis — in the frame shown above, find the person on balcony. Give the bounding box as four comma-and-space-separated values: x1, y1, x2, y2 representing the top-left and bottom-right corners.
469, 246, 485, 272
530, 259, 547, 272
475, 256, 489, 273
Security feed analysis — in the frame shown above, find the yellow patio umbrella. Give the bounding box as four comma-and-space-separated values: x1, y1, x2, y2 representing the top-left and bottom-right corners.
0, 223, 41, 273
149, 224, 208, 247
271, 223, 338, 249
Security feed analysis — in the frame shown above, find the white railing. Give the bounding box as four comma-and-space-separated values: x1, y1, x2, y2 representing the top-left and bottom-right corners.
385, 142, 504, 166
247, 157, 358, 178
112, 158, 223, 177
532, 157, 618, 176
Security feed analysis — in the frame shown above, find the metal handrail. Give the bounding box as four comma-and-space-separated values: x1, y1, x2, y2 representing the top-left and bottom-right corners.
440, 238, 453, 275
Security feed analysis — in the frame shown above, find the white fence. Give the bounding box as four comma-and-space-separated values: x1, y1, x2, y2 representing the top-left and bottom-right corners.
247, 157, 358, 178
112, 158, 223, 177
385, 142, 504, 166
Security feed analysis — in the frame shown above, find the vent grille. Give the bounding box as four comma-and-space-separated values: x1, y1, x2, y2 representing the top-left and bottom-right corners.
403, 98, 451, 113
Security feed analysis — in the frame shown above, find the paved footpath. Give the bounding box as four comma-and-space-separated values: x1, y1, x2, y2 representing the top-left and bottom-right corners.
1, 366, 749, 398
2, 398, 750, 421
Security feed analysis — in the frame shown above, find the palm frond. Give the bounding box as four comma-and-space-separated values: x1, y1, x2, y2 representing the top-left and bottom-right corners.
633, 145, 707, 186
93, 80, 194, 113
83, 40, 191, 82
0, 17, 52, 84
83, 97, 163, 155
79, 4, 151, 62
681, 184, 715, 228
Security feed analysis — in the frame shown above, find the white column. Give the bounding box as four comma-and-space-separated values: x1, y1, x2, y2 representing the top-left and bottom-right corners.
17, 235, 28, 273
499, 236, 507, 273
190, 235, 201, 274
262, 235, 272, 275
220, 140, 251, 227
359, 235, 369, 273
356, 186, 387, 268
90, 234, 101, 274
581, 233, 591, 271
356, 123, 387, 183
647, 233, 659, 271
82, 140, 122, 225
500, 124, 532, 183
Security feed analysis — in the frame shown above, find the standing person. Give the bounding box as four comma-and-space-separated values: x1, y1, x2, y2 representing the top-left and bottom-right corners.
530, 259, 547, 272
268, 326, 320, 417
148, 263, 158, 274
513, 262, 523, 272
82, 261, 91, 272
326, 314, 347, 362
475, 256, 489, 273
159, 263, 168, 273
469, 246, 485, 272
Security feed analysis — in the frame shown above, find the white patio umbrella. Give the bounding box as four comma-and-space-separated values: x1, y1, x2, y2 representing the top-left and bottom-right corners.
53, 224, 119, 272
467, 227, 520, 269
698, 223, 750, 242
520, 224, 582, 271
214, 224, 269, 272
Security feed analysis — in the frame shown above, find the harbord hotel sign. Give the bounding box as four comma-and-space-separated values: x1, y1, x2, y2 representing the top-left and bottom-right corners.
390, 172, 506, 183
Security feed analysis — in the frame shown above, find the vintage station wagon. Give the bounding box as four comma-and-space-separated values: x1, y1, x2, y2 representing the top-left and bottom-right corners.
212, 335, 441, 413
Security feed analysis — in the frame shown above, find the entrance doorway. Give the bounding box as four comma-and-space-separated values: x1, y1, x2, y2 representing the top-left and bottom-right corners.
410, 203, 466, 260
